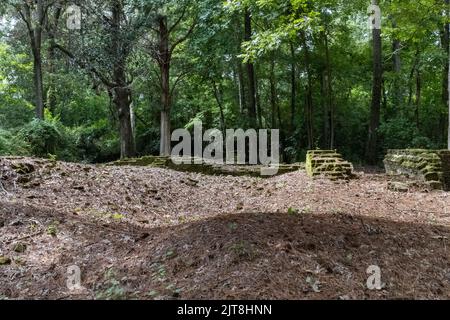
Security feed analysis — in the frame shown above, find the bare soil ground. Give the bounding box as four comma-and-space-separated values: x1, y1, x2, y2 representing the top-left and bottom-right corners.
1, 157, 450, 300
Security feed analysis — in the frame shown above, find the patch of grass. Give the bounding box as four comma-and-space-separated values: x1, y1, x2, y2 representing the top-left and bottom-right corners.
151, 263, 167, 282
46, 223, 58, 237
164, 249, 176, 259
287, 207, 300, 216
288, 206, 312, 216
95, 269, 126, 300
111, 213, 124, 220
229, 241, 256, 261
228, 222, 238, 231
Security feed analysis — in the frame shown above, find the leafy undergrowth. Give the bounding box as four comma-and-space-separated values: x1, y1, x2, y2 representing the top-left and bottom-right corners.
0, 157, 449, 299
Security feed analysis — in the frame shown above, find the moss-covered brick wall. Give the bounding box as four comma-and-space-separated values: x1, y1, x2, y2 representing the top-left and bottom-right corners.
384, 149, 450, 191
306, 150, 354, 180
108, 156, 304, 178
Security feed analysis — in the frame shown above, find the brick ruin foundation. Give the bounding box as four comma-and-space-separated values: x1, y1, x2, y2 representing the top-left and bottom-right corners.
306, 150, 354, 180
384, 149, 450, 191
109, 156, 304, 178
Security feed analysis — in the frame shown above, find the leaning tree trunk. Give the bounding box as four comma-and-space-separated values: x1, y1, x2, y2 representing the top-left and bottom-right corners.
366, 0, 382, 164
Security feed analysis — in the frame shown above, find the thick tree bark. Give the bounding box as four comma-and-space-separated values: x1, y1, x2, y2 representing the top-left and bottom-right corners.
20, 1, 46, 119
366, 0, 382, 164
46, 6, 62, 114
244, 9, 257, 125
114, 87, 135, 158
158, 16, 172, 156
32, 53, 45, 119
111, 0, 135, 159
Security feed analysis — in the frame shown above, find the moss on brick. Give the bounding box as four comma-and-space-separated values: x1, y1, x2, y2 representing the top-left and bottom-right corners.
107, 156, 303, 178
306, 150, 354, 180
384, 149, 450, 191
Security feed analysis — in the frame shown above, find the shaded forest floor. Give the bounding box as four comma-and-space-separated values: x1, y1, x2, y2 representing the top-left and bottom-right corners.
0, 157, 450, 300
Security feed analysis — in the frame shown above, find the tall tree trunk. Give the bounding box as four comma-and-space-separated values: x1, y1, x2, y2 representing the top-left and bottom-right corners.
111, 0, 135, 159
269, 59, 278, 129
445, 0, 450, 149
290, 42, 296, 133
46, 7, 62, 114
255, 73, 263, 128
159, 16, 171, 156
22, 2, 45, 119
212, 80, 226, 134
233, 15, 246, 115
114, 87, 135, 158
442, 0, 449, 146
415, 69, 421, 129
366, 0, 382, 164
32, 53, 45, 119
323, 30, 335, 149
244, 9, 257, 125
236, 63, 246, 115
301, 31, 314, 149
391, 19, 401, 113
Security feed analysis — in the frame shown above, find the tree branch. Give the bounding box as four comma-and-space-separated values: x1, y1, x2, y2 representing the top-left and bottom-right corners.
168, 6, 187, 35
51, 42, 115, 88
169, 20, 197, 55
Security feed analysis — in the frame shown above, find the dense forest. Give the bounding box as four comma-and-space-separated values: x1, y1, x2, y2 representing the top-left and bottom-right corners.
2, 1, 450, 302
0, 0, 448, 165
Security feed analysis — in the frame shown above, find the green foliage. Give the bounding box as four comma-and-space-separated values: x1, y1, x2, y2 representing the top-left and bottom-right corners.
70, 120, 120, 163
18, 119, 62, 158
0, 43, 34, 128
379, 117, 436, 150
96, 269, 126, 300
0, 0, 449, 164
0, 129, 29, 156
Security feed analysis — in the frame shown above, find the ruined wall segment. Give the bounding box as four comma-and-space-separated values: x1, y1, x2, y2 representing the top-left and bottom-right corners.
384, 149, 450, 191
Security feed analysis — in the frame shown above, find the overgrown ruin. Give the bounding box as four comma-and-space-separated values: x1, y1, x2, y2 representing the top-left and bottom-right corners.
384, 149, 450, 191
109, 156, 304, 178
305, 150, 354, 180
